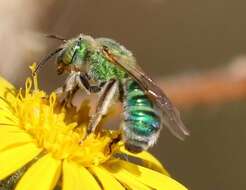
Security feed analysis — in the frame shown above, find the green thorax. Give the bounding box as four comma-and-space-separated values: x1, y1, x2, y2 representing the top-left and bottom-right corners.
89, 51, 127, 81
88, 38, 132, 82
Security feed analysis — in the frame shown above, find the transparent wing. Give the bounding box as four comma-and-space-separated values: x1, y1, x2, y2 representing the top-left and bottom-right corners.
102, 46, 190, 140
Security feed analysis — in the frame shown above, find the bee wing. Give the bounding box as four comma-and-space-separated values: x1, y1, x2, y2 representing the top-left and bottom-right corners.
102, 47, 190, 140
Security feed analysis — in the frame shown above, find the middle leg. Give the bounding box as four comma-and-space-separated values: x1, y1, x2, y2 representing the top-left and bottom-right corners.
87, 79, 119, 134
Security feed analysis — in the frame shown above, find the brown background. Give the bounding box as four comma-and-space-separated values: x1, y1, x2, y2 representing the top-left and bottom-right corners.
1, 0, 246, 189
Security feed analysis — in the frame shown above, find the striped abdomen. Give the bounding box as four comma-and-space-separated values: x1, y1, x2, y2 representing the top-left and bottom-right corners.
123, 80, 161, 152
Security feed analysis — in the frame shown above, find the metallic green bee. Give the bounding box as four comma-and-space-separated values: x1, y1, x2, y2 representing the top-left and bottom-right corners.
36, 34, 189, 153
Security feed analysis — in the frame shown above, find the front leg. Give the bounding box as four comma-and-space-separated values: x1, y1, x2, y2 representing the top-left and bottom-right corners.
56, 72, 103, 107
76, 74, 104, 94
87, 79, 119, 134
55, 72, 79, 107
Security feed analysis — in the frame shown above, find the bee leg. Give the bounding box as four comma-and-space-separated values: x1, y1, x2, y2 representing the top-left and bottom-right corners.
87, 79, 119, 134
55, 72, 80, 107
57, 73, 105, 107
63, 86, 80, 108
77, 74, 104, 93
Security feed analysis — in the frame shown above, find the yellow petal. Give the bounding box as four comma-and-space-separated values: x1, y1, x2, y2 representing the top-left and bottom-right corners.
0, 125, 22, 133
103, 162, 151, 190
0, 112, 17, 124
0, 117, 16, 126
0, 102, 15, 118
105, 160, 187, 190
0, 76, 14, 91
0, 126, 34, 151
90, 166, 125, 190
0, 77, 16, 106
16, 154, 61, 190
63, 160, 101, 190
0, 143, 41, 179
120, 147, 169, 175
0, 97, 18, 125
0, 108, 18, 125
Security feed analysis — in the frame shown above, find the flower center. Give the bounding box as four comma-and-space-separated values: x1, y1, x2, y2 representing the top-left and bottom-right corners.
12, 78, 119, 166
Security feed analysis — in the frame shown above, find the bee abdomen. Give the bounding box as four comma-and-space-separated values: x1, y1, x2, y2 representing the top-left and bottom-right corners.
126, 107, 160, 135
123, 80, 161, 152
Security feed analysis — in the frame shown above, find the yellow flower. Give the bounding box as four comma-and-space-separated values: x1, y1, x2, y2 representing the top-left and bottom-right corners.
0, 65, 188, 190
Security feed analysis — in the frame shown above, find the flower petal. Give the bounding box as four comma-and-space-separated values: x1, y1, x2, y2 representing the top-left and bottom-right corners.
0, 126, 34, 151
90, 166, 125, 190
63, 160, 101, 190
0, 107, 18, 125
0, 77, 16, 109
16, 154, 61, 190
104, 160, 187, 190
0, 101, 17, 119
0, 95, 18, 125
0, 143, 41, 179
120, 147, 169, 175
103, 162, 151, 190
0, 98, 14, 112
0, 76, 15, 92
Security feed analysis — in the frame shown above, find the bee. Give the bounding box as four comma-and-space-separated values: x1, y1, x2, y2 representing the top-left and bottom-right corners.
35, 34, 190, 153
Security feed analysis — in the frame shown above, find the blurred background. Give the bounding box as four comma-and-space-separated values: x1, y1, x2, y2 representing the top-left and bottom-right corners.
0, 0, 246, 189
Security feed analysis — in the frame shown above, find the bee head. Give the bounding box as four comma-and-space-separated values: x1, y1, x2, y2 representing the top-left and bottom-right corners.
35, 34, 90, 75
56, 35, 91, 75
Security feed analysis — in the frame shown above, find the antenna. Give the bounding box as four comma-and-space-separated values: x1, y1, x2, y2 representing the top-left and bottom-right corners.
46, 34, 67, 43
34, 47, 63, 74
